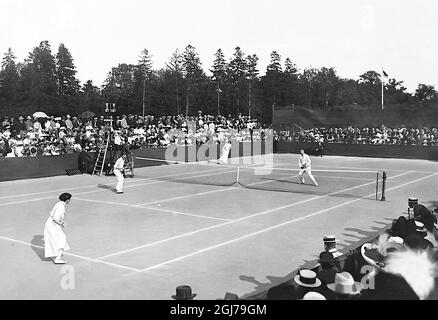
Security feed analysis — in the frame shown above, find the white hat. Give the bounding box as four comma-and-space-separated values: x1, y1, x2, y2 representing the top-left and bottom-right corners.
327, 272, 362, 295
388, 236, 404, 244
302, 292, 326, 300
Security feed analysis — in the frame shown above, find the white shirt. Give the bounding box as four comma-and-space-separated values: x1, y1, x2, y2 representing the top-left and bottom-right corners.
299, 154, 311, 169
50, 201, 66, 222
114, 157, 125, 171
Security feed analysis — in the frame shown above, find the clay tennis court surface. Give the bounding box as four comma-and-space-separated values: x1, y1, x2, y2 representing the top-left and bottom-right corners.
0, 153, 437, 299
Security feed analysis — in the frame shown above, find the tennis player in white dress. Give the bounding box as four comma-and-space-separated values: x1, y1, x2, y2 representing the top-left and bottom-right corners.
44, 193, 71, 264
298, 149, 318, 186
218, 139, 232, 164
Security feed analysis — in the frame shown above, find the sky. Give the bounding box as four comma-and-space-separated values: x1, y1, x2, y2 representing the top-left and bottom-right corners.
1, 0, 437, 93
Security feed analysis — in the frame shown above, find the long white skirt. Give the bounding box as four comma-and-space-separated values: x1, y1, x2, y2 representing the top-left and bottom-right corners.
44, 217, 70, 258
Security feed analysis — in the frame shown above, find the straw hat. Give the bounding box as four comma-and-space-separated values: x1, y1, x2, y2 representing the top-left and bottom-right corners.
294, 270, 321, 288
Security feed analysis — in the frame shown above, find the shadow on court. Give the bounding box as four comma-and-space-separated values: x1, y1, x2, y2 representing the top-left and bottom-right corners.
30, 235, 51, 261
97, 184, 118, 194
239, 221, 393, 299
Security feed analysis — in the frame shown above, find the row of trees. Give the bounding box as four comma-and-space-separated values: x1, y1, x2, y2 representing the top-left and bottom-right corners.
1, 41, 437, 123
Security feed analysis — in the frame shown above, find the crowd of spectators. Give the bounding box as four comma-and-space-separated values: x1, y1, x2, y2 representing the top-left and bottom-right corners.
0, 112, 263, 157
275, 126, 438, 146
262, 203, 438, 300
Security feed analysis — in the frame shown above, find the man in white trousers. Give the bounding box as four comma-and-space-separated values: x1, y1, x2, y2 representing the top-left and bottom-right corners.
114, 153, 127, 194
298, 149, 318, 186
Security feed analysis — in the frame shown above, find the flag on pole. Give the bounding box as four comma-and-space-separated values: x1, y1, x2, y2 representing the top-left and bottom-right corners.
382, 70, 388, 77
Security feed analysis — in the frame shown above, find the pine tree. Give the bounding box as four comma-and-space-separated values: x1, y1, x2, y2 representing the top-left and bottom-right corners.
283, 57, 299, 106
246, 54, 259, 118
102, 63, 137, 114
56, 43, 80, 96
261, 51, 283, 122
228, 47, 247, 115
0, 48, 19, 110
182, 45, 205, 115
18, 41, 58, 112
135, 49, 154, 117
138, 49, 154, 80
166, 49, 184, 114
266, 51, 282, 74
210, 49, 228, 115
81, 80, 101, 114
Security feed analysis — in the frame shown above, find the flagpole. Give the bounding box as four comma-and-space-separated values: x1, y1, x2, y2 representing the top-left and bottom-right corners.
381, 79, 384, 111
381, 68, 385, 111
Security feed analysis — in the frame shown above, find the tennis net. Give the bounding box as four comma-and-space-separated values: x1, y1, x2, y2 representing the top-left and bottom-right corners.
134, 157, 386, 200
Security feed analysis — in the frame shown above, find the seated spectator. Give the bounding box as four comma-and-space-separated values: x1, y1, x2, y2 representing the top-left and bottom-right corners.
292, 269, 323, 300
326, 272, 362, 300
316, 251, 339, 285
360, 248, 436, 300
301, 291, 326, 300
323, 235, 342, 258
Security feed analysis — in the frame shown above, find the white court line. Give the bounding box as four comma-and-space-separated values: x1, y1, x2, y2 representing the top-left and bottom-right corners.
98, 171, 412, 260
0, 235, 140, 272
267, 171, 376, 181
136, 164, 381, 206
313, 175, 375, 181
142, 206, 232, 222
127, 171, 436, 274
0, 167, 235, 207
274, 162, 438, 174
0, 165, 226, 200
74, 197, 231, 222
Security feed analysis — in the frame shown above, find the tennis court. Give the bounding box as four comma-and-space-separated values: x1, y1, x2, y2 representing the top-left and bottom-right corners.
0, 153, 437, 299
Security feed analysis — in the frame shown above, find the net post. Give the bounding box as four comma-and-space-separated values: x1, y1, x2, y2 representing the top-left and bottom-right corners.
376, 172, 379, 200
381, 171, 386, 201
236, 166, 240, 185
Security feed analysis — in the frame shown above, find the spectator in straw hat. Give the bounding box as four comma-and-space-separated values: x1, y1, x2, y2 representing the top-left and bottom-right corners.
293, 269, 323, 299
171, 285, 197, 300
404, 222, 434, 250
323, 235, 342, 258
316, 251, 339, 285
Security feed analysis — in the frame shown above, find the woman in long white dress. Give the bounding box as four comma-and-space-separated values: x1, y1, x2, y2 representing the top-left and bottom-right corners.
217, 138, 232, 164
44, 193, 72, 264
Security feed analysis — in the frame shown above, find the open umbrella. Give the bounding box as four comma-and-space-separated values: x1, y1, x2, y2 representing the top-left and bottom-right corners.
79, 111, 95, 119
33, 111, 48, 118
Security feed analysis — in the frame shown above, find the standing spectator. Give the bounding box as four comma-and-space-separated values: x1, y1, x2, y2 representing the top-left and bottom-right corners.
121, 115, 129, 129
15, 116, 26, 137
33, 117, 43, 136
65, 115, 73, 131
24, 116, 33, 131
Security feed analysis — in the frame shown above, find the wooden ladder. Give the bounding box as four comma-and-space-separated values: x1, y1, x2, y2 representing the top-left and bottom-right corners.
92, 133, 110, 176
